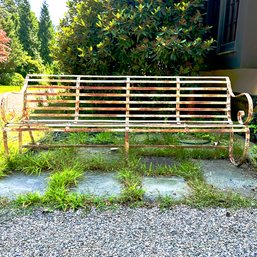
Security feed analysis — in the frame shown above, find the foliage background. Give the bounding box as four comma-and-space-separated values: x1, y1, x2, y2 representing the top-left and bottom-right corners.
53, 0, 214, 76
0, 0, 214, 85
0, 0, 54, 85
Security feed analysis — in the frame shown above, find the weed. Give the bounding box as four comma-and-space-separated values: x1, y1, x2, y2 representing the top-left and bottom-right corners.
157, 195, 176, 209
6, 151, 54, 175
172, 161, 204, 182
47, 168, 84, 190
59, 193, 85, 211
67, 132, 89, 144
120, 185, 145, 203
5, 148, 87, 175
44, 188, 85, 211
0, 160, 7, 178
117, 167, 144, 203
249, 146, 257, 167
91, 132, 115, 144
186, 180, 257, 208
138, 162, 173, 177
118, 168, 139, 186
15, 192, 42, 208
80, 152, 125, 171
134, 158, 202, 181
0, 197, 10, 207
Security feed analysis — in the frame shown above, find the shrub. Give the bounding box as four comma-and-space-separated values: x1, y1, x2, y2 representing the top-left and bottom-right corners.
0, 72, 24, 86
16, 55, 44, 77
54, 0, 214, 75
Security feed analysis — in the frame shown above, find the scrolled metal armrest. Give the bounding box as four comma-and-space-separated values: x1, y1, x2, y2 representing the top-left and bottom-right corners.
226, 77, 253, 125
0, 92, 24, 124
231, 92, 253, 125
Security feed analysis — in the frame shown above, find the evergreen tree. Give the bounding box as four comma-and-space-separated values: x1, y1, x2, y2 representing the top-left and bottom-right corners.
38, 0, 54, 64
0, 0, 27, 72
0, 0, 43, 80
18, 0, 41, 59
0, 0, 19, 35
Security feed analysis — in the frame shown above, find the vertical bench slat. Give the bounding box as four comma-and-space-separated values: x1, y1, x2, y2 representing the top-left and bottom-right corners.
22, 75, 29, 121
176, 77, 180, 124
226, 77, 232, 123
125, 77, 130, 155
75, 77, 81, 122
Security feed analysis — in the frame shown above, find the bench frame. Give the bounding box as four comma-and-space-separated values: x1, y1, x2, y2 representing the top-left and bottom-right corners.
1, 74, 253, 166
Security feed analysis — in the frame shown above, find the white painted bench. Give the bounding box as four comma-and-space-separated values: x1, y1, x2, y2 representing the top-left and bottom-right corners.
1, 75, 253, 166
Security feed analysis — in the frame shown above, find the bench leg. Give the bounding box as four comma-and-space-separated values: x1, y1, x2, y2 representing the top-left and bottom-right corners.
3, 129, 9, 156
125, 131, 129, 160
28, 129, 35, 144
18, 130, 23, 154
229, 128, 250, 167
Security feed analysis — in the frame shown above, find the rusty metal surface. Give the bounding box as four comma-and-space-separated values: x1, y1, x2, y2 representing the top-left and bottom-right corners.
1, 75, 253, 166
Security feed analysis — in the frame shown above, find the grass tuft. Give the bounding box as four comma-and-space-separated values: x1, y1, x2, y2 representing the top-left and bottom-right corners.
15, 192, 42, 208
186, 181, 257, 208
117, 167, 144, 203
47, 168, 84, 190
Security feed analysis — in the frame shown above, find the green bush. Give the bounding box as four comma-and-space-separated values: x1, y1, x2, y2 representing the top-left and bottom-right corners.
16, 56, 44, 77
54, 0, 214, 75
43, 61, 61, 74
0, 73, 24, 86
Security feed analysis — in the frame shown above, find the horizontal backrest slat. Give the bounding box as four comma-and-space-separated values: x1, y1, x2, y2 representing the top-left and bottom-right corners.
23, 75, 231, 123
26, 100, 228, 105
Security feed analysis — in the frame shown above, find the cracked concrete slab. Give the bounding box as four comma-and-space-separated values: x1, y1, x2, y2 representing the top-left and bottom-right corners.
0, 173, 49, 199
142, 176, 191, 201
199, 160, 257, 198
74, 172, 122, 197
1, 157, 257, 201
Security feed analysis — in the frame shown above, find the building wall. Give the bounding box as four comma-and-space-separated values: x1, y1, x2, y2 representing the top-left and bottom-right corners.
240, 0, 257, 68
202, 69, 257, 95
202, 68, 257, 114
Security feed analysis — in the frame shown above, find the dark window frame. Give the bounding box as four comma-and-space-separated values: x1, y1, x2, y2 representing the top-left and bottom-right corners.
217, 0, 240, 54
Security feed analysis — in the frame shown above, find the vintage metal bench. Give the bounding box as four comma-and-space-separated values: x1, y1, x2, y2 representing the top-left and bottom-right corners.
1, 74, 253, 166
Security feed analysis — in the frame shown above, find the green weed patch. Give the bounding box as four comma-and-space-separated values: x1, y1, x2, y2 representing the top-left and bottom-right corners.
0, 131, 256, 211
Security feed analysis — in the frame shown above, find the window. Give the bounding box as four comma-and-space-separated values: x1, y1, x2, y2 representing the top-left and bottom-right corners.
218, 0, 240, 53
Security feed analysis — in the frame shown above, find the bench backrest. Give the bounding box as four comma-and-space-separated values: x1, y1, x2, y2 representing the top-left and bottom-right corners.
22, 75, 232, 124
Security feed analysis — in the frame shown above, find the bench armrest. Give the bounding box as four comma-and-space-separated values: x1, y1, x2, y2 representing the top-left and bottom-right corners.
0, 91, 24, 124
231, 92, 253, 125
226, 78, 253, 125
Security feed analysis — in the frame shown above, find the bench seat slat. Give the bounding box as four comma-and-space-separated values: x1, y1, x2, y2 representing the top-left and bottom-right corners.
27, 107, 228, 112
128, 87, 227, 91
16, 119, 233, 124
130, 94, 227, 97
28, 114, 229, 119
6, 122, 245, 128
26, 100, 228, 105
27, 86, 227, 91
27, 93, 226, 97
28, 85, 76, 90
129, 80, 227, 84
26, 93, 228, 98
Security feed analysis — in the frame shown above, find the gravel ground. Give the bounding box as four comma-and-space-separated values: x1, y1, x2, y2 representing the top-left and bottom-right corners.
0, 206, 256, 257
